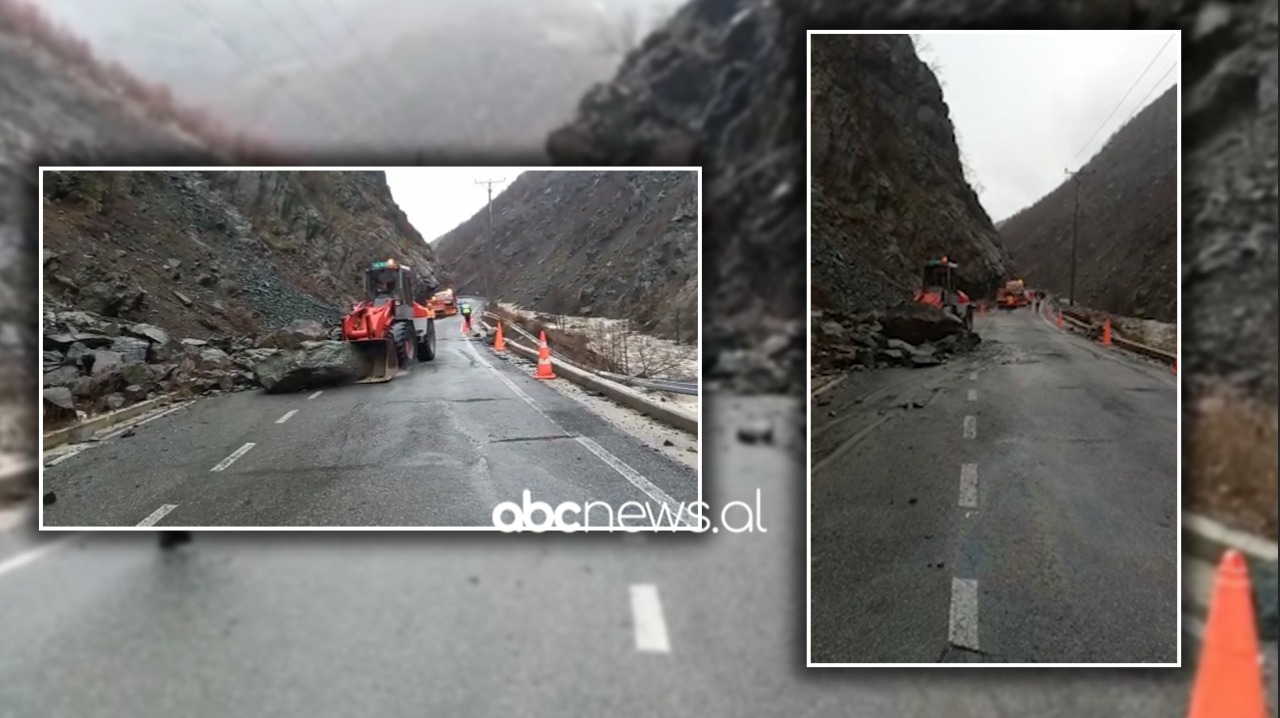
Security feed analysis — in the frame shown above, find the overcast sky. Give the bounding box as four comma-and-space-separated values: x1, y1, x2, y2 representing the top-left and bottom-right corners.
384, 169, 519, 243
912, 30, 1180, 223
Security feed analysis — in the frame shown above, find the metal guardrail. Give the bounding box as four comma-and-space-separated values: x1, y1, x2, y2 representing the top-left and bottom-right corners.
1055, 302, 1177, 365
597, 372, 699, 397
479, 310, 699, 396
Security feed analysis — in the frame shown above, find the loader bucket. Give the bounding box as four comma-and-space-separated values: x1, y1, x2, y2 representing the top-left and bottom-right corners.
349, 338, 399, 383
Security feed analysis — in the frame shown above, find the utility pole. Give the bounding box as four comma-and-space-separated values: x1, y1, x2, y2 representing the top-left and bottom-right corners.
1064, 168, 1095, 307
474, 178, 505, 301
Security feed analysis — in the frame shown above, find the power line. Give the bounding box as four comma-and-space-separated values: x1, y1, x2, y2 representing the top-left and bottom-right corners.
1117, 60, 1179, 127
1070, 34, 1175, 165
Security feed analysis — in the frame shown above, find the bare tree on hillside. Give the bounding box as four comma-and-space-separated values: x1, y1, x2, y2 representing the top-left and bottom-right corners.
546, 285, 569, 331
631, 333, 687, 379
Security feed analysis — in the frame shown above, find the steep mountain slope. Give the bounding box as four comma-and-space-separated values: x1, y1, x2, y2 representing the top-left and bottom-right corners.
1000, 86, 1177, 321
42, 170, 446, 342
810, 34, 1012, 313
432, 170, 697, 338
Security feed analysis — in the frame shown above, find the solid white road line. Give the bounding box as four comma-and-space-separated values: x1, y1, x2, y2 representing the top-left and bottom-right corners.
0, 535, 79, 581
963, 415, 977, 439
211, 443, 256, 472
136, 504, 177, 527
967, 388, 977, 401
308, 391, 323, 400
574, 436, 689, 527
630, 584, 672, 653
959, 464, 978, 508
101, 402, 193, 440
949, 577, 980, 650
275, 409, 299, 424
461, 340, 693, 528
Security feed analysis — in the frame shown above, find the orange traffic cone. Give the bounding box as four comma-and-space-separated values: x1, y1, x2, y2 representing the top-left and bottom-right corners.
1057, 309, 1063, 329
534, 330, 556, 380
1100, 317, 1113, 346
1188, 549, 1267, 718
979, 303, 986, 317
493, 322, 505, 352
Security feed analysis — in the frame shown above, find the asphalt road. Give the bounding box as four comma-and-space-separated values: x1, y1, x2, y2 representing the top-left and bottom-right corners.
811, 305, 1179, 664
41, 309, 698, 528
4, 396, 1265, 717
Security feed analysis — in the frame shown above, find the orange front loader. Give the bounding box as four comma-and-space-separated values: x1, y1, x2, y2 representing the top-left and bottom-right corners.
341, 259, 438, 383
913, 257, 974, 330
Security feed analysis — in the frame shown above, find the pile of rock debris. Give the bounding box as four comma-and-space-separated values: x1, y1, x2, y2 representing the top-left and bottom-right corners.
813, 303, 980, 373
41, 307, 370, 429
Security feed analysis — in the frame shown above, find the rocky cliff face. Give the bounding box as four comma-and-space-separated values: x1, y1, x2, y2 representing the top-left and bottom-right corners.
37, 170, 446, 433
1000, 86, 1177, 322
811, 34, 1012, 313
1182, 0, 1278, 402
42, 170, 446, 341
432, 170, 698, 338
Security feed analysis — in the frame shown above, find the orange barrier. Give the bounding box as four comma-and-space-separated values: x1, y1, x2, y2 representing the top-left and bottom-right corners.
1187, 549, 1267, 718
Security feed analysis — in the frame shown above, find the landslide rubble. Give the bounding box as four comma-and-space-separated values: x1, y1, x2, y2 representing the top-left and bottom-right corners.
813, 304, 980, 374
40, 307, 356, 428
805, 34, 1006, 372
40, 170, 446, 423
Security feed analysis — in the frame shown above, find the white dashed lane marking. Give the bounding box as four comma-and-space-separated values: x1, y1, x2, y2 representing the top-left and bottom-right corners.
967, 388, 977, 401
136, 504, 177, 527
211, 443, 256, 472
308, 391, 323, 400
959, 464, 978, 508
630, 584, 672, 653
969, 371, 978, 381
963, 415, 977, 439
949, 578, 980, 650
275, 409, 299, 424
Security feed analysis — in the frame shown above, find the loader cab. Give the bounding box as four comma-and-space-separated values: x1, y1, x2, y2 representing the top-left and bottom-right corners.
366, 260, 414, 308
921, 259, 957, 293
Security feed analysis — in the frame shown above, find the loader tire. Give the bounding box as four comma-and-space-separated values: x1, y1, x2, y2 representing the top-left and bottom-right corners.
417, 320, 437, 362
390, 321, 411, 369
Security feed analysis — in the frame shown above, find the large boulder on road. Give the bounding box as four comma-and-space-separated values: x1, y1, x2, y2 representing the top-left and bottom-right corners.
253, 340, 370, 394
256, 319, 329, 350
877, 304, 970, 346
